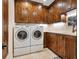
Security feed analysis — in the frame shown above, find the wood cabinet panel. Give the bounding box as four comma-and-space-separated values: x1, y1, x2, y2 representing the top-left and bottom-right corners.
2, 0, 8, 59
71, 0, 77, 9
15, 0, 76, 23
15, 0, 62, 23
66, 0, 71, 11
47, 34, 58, 53
44, 32, 77, 59
57, 35, 65, 57
64, 36, 77, 59
62, 0, 77, 12
15, 1, 47, 23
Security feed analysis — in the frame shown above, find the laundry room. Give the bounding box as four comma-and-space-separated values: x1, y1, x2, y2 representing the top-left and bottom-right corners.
2, 0, 77, 59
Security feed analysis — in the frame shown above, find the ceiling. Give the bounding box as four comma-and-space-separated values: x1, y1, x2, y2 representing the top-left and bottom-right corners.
31, 0, 55, 6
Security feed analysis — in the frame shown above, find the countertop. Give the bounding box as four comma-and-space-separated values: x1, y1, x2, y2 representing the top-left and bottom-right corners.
39, 22, 77, 36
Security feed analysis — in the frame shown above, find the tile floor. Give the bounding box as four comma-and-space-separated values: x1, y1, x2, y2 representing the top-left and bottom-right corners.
14, 48, 61, 59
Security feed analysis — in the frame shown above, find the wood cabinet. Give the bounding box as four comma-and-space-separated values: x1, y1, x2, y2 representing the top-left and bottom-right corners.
2, 0, 8, 59
44, 32, 77, 59
46, 11, 61, 23
64, 35, 77, 59
66, 0, 71, 11
71, 0, 77, 9
63, 0, 77, 12
15, 0, 62, 23
15, 0, 76, 23
15, 1, 47, 23
57, 35, 66, 58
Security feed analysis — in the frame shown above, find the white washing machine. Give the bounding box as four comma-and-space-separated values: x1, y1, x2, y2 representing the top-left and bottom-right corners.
30, 26, 44, 53
14, 24, 30, 56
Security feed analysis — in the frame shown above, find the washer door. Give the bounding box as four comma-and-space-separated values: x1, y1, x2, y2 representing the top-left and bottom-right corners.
16, 29, 29, 41
33, 30, 42, 40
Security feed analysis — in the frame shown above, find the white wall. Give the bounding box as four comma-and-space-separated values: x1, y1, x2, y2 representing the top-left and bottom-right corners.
7, 0, 15, 59
66, 9, 77, 17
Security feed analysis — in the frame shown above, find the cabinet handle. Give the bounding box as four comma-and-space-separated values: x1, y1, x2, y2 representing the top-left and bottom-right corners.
2, 44, 7, 49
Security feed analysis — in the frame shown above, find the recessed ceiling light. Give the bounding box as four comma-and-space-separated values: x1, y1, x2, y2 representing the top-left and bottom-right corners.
38, 5, 42, 10
25, 2, 29, 6
24, 2, 30, 7
22, 10, 28, 15
43, 0, 46, 2
57, 3, 66, 7
33, 12, 37, 16
57, 3, 62, 7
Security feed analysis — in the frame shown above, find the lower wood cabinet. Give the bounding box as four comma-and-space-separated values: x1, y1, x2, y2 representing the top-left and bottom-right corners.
44, 32, 77, 59
64, 36, 77, 59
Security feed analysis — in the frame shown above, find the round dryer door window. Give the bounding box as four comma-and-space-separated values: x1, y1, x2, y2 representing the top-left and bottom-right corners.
33, 30, 42, 39
17, 30, 27, 40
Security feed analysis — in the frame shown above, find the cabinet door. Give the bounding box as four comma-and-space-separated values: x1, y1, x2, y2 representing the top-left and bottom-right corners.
66, 0, 72, 11
3, 0, 8, 59
46, 33, 58, 53
57, 35, 65, 58
65, 36, 77, 59
15, 2, 30, 23
44, 33, 65, 58
15, 1, 47, 23
50, 34, 58, 53
71, 0, 77, 9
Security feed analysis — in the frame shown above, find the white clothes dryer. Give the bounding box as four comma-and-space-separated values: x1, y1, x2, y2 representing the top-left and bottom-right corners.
30, 26, 44, 53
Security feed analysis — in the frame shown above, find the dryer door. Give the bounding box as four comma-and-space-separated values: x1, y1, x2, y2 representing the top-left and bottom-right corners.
17, 30, 27, 40
31, 26, 43, 45
16, 28, 29, 41
33, 30, 42, 40
14, 28, 30, 48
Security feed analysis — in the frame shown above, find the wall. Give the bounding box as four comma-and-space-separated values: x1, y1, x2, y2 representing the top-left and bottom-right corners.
66, 9, 77, 21
6, 0, 15, 59
37, 22, 76, 36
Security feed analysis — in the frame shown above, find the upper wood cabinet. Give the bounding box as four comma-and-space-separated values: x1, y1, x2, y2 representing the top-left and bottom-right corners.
15, 0, 76, 23
15, 0, 62, 23
63, 0, 77, 12
71, 0, 77, 9
15, 1, 47, 23
2, 0, 8, 59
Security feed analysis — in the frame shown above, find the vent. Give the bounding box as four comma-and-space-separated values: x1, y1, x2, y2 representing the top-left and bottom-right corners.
31, 0, 55, 6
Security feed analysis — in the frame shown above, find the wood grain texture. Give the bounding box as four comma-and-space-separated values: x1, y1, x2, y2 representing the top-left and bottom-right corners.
15, 0, 76, 23
15, 1, 47, 23
65, 35, 77, 59
2, 0, 8, 59
44, 32, 77, 59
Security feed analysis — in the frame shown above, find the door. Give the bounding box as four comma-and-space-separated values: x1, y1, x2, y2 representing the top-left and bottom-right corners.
65, 36, 77, 59
2, 0, 8, 59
